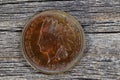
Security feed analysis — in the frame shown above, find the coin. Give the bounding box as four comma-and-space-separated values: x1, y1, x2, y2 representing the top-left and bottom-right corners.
22, 10, 85, 74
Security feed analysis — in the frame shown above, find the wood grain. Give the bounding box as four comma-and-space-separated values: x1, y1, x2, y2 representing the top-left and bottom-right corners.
0, 0, 120, 80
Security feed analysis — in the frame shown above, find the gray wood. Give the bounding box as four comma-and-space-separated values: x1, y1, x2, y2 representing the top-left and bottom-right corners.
0, 0, 120, 80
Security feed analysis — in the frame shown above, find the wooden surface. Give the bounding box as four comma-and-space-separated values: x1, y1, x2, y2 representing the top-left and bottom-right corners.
0, 0, 120, 80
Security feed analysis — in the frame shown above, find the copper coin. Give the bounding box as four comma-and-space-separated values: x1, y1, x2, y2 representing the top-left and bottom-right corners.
22, 10, 85, 74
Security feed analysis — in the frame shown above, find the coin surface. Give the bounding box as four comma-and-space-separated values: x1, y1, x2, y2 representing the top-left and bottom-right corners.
22, 10, 85, 74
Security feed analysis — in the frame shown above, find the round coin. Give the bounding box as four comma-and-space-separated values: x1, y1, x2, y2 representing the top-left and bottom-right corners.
22, 10, 85, 74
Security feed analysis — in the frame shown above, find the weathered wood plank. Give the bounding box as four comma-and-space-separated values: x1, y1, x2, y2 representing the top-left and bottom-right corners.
0, 33, 120, 80
0, 0, 73, 5
0, 0, 120, 80
0, 1, 119, 33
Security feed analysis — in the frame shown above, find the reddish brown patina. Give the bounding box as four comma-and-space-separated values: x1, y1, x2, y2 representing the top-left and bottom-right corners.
22, 10, 84, 73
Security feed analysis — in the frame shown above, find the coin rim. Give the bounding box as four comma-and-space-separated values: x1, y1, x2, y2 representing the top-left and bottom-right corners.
21, 9, 85, 74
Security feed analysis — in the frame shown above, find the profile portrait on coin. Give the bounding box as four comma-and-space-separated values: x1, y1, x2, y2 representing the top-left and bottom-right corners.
37, 16, 77, 65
